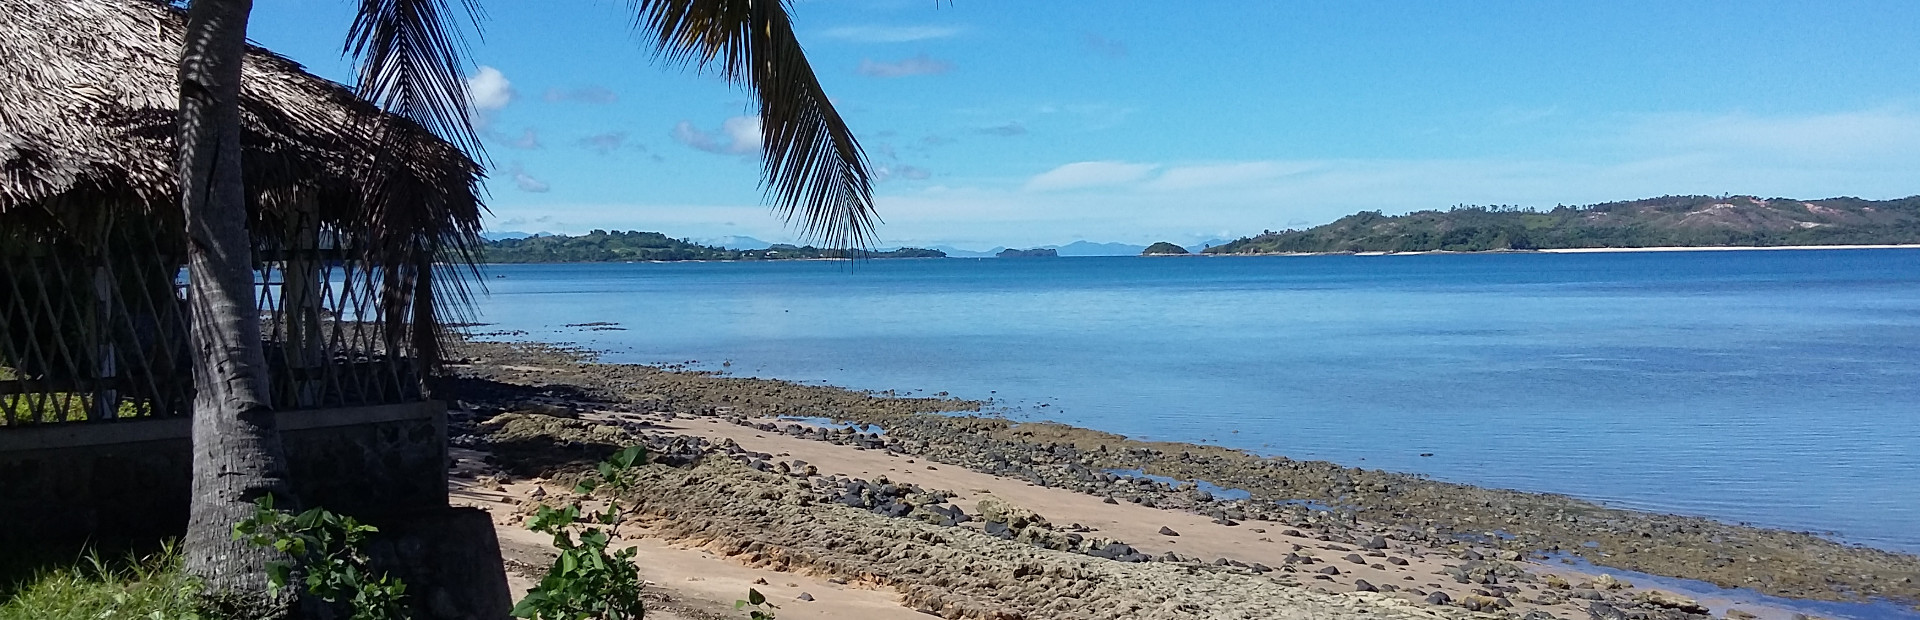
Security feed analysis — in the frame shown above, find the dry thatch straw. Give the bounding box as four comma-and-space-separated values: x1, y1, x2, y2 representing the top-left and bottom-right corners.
0, 0, 486, 367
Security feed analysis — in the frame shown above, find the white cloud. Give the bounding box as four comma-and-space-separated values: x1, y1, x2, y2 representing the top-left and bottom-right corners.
821, 25, 963, 43
671, 116, 761, 155
466, 66, 514, 111
1024, 161, 1157, 192
507, 163, 549, 193
857, 54, 953, 78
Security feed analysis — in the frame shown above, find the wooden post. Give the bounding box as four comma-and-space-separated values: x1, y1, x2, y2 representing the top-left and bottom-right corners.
283, 200, 323, 408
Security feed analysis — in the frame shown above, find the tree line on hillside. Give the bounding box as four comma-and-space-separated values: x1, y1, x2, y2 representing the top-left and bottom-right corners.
1206, 195, 1920, 254
482, 230, 946, 263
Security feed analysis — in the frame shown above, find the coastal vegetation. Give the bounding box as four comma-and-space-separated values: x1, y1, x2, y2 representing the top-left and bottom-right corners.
482, 230, 945, 263
1141, 242, 1191, 255
1206, 195, 1920, 254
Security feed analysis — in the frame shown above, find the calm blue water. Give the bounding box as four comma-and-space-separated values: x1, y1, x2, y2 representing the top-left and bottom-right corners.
471, 250, 1920, 553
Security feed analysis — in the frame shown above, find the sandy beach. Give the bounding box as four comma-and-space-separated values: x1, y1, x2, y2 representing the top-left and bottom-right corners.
1205, 244, 1920, 257
442, 340, 1920, 619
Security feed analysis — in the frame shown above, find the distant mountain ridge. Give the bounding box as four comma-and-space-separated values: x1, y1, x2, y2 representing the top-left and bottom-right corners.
1206, 195, 1920, 255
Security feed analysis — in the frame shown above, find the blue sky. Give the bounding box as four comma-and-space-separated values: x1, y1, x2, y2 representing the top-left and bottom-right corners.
249, 1, 1920, 249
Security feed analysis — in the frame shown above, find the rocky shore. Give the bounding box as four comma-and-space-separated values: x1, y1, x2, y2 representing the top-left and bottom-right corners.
445, 339, 1920, 614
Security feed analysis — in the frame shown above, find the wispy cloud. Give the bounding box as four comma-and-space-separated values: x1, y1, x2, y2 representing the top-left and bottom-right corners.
671, 116, 761, 155
465, 66, 514, 111
822, 25, 962, 43
578, 132, 629, 155
500, 128, 541, 150
1630, 108, 1920, 163
876, 164, 932, 183
1149, 161, 1316, 190
543, 85, 618, 104
857, 54, 953, 78
977, 122, 1026, 137
1024, 161, 1157, 192
1082, 33, 1127, 58
507, 163, 549, 193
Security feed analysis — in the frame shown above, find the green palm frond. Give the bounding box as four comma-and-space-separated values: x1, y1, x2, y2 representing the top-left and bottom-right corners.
344, 0, 484, 155
630, 0, 879, 249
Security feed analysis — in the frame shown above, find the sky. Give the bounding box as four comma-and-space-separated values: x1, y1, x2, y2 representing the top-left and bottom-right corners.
248, 1, 1920, 250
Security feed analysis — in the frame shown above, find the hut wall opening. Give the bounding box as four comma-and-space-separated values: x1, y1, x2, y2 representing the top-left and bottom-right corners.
1, 202, 433, 426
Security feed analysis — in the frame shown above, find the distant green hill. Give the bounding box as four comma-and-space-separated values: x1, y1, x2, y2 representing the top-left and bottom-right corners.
482, 230, 945, 263
1205, 195, 1920, 254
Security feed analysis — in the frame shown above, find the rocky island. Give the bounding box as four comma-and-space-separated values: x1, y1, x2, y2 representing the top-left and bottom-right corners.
1207, 195, 1920, 254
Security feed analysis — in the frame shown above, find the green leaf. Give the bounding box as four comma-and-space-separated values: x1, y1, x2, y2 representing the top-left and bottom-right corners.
610, 445, 645, 470
509, 591, 546, 618
748, 588, 766, 605
267, 562, 291, 585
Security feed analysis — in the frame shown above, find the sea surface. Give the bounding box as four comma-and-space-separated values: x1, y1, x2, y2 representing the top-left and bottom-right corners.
471, 250, 1920, 553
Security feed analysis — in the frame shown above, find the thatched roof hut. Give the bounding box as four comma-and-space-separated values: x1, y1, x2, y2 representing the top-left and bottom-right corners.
1, 0, 487, 423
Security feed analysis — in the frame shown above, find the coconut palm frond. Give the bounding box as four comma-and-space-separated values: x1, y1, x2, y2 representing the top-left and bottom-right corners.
631, 0, 877, 249
345, 0, 483, 155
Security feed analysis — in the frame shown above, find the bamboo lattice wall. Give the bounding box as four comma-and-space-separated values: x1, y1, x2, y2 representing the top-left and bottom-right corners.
1, 208, 425, 425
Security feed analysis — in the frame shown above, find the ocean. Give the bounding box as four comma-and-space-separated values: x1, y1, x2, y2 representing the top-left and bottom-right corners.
470, 249, 1920, 553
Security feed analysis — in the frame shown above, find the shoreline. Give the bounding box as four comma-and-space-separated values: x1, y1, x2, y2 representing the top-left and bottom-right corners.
1207, 244, 1920, 257
479, 243, 1920, 265
447, 339, 1920, 616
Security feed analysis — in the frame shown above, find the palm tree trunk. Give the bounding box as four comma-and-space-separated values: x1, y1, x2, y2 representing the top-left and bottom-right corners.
176, 0, 297, 610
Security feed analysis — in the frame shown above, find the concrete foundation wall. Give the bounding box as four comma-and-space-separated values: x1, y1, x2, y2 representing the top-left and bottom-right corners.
0, 401, 448, 545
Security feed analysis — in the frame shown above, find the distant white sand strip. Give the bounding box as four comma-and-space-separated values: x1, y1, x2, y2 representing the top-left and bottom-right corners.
1536, 244, 1920, 253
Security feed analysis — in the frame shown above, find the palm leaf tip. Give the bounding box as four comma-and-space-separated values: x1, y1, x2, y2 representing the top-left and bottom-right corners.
345, 0, 485, 155
631, 0, 880, 250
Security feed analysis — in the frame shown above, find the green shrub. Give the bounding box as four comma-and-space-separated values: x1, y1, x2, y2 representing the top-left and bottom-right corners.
233, 497, 409, 620
512, 445, 648, 620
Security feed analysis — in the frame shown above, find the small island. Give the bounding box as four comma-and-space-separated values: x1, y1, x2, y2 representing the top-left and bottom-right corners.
1140, 242, 1190, 255
996, 247, 1059, 258
482, 230, 945, 263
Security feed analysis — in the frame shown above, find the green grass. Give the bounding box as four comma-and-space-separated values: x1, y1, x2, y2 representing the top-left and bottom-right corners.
0, 366, 162, 426
0, 543, 206, 620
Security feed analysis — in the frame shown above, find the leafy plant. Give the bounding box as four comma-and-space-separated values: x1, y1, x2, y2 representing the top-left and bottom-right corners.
512, 445, 649, 620
232, 496, 409, 620
0, 543, 203, 620
734, 588, 778, 620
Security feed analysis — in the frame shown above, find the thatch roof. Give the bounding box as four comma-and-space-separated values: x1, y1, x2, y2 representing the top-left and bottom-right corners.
1, 0, 486, 364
